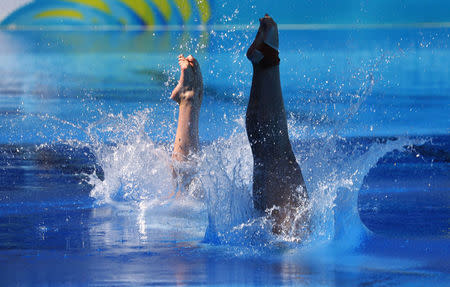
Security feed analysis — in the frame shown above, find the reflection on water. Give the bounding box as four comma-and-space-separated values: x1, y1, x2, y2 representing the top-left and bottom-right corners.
0, 143, 448, 285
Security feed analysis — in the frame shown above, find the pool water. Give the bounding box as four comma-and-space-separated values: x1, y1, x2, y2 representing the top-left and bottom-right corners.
0, 28, 449, 286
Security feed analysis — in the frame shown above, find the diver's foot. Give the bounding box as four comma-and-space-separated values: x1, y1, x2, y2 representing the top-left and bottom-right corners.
170, 54, 203, 108
246, 14, 280, 67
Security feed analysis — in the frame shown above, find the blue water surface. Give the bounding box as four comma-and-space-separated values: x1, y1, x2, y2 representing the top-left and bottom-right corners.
0, 27, 449, 286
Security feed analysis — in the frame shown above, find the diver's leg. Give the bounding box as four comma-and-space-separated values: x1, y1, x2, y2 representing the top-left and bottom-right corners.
171, 54, 203, 161
245, 15, 308, 234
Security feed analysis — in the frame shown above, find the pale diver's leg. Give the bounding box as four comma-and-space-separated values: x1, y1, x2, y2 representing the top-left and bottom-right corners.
171, 54, 203, 161
169, 54, 203, 197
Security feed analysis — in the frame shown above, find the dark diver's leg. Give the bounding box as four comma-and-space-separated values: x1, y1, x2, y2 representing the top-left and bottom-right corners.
246, 15, 308, 235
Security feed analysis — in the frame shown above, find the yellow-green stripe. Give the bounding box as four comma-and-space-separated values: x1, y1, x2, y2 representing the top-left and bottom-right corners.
60, 0, 111, 14
195, 0, 210, 23
119, 0, 155, 25
173, 0, 191, 22
34, 9, 84, 20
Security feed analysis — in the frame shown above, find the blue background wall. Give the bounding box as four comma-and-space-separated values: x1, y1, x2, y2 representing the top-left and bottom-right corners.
227, 0, 450, 25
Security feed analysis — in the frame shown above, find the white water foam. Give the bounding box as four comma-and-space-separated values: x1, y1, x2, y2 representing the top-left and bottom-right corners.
85, 100, 421, 250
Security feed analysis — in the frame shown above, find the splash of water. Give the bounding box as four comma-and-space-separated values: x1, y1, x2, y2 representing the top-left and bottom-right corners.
84, 100, 421, 250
